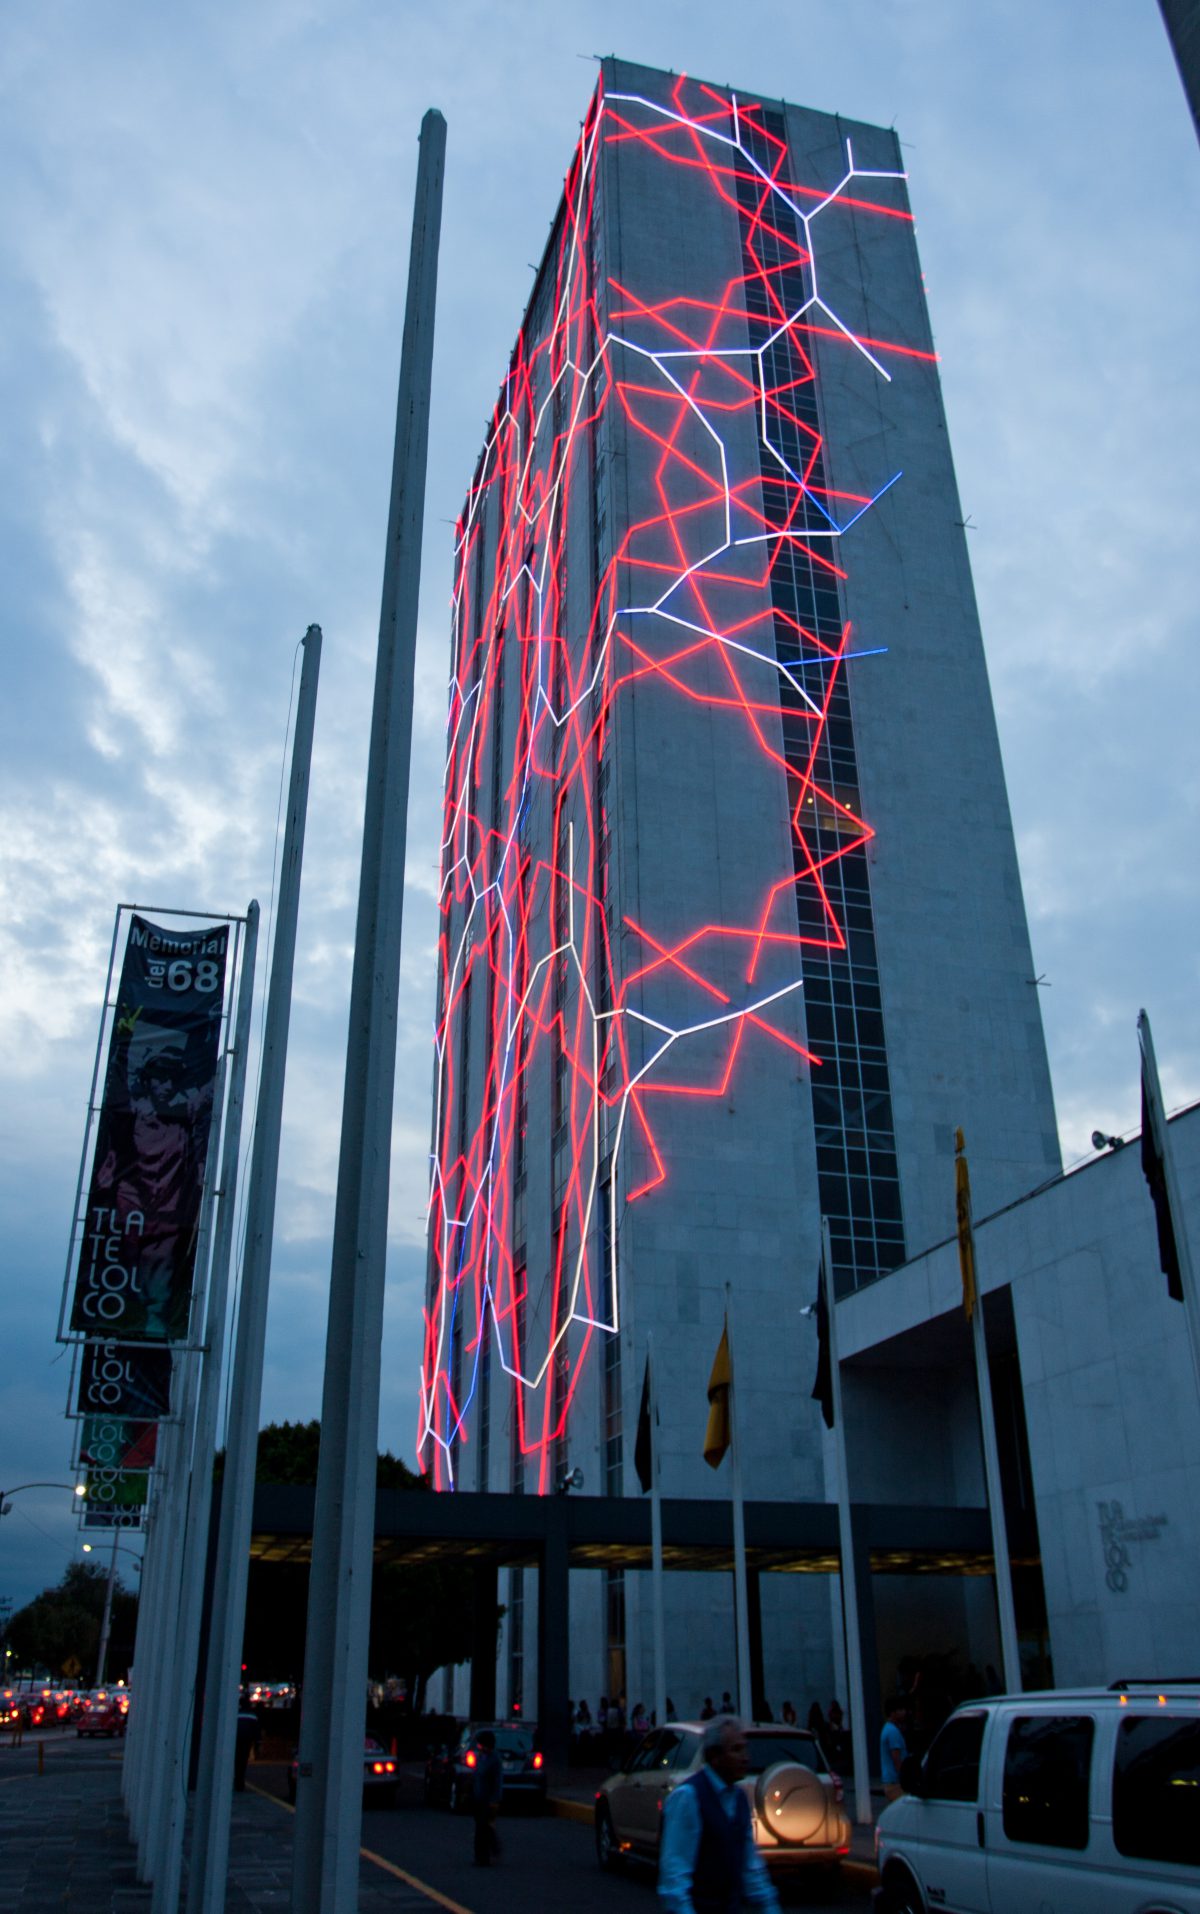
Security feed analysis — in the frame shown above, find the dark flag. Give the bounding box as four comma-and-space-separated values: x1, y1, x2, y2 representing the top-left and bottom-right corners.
1141, 1073, 1184, 1303
634, 1355, 653, 1493
811, 1268, 834, 1430
955, 1127, 978, 1320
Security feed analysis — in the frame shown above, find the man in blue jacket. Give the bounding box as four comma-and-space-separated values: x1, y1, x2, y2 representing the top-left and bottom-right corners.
658, 1717, 781, 1914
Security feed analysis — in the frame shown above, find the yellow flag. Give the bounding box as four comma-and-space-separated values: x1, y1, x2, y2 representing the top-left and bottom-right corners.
955, 1127, 978, 1321
703, 1319, 732, 1469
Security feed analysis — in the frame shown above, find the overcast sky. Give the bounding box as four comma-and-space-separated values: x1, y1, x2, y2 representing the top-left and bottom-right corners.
1, 0, 1196, 1611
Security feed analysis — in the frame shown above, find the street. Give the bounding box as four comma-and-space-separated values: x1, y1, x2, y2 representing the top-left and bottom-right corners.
250, 1757, 876, 1914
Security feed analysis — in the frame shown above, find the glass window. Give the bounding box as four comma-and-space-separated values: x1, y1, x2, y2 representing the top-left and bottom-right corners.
922, 1712, 985, 1804
627, 1732, 662, 1774
1002, 1715, 1094, 1850
742, 1732, 821, 1775
650, 1730, 685, 1770
1112, 1714, 1200, 1867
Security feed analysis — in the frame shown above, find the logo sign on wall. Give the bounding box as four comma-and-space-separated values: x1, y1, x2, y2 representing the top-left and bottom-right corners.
67, 915, 229, 1344
71, 1340, 174, 1421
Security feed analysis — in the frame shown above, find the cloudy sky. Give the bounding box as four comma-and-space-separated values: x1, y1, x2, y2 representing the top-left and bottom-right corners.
1, 0, 1196, 1610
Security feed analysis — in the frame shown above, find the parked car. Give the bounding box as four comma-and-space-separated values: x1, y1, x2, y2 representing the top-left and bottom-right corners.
873, 1679, 1200, 1913
286, 1737, 398, 1807
594, 1721, 849, 1877
77, 1697, 127, 1738
424, 1721, 547, 1813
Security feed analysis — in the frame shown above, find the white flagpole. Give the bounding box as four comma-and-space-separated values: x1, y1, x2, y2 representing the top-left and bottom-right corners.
723, 1284, 753, 1720
1138, 1010, 1200, 1398
822, 1218, 872, 1828
647, 1334, 667, 1729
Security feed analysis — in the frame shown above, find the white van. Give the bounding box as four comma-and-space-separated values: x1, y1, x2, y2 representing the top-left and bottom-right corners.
873, 1680, 1200, 1913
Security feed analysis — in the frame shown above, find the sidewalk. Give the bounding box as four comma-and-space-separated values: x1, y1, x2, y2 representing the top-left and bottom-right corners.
0, 1745, 400, 1913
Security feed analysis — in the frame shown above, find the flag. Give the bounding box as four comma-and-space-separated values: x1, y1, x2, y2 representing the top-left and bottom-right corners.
955, 1127, 978, 1321
1141, 1068, 1184, 1303
634, 1354, 654, 1493
811, 1267, 834, 1430
703, 1319, 732, 1469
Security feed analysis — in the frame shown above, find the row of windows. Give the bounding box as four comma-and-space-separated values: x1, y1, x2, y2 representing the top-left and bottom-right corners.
736, 108, 906, 1301
920, 1710, 1200, 1866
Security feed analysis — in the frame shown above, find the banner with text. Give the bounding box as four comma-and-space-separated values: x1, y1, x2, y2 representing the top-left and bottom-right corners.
70, 1340, 174, 1420
75, 1414, 159, 1478
68, 915, 229, 1343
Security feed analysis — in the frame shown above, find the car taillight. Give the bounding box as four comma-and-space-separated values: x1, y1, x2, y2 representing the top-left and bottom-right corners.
384, 1762, 395, 1774
371, 1762, 385, 1774
532, 1752, 544, 1769
465, 1751, 477, 1768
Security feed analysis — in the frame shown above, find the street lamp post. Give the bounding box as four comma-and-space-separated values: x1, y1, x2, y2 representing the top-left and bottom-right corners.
82, 1540, 142, 1688
0, 1482, 88, 1516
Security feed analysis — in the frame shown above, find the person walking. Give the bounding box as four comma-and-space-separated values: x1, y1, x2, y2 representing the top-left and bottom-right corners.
470, 1729, 503, 1865
880, 1696, 909, 1803
658, 1716, 781, 1913
233, 1701, 261, 1790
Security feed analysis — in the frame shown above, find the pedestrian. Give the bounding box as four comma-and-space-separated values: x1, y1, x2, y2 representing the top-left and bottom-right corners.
631, 1700, 650, 1734
807, 1700, 828, 1740
780, 1700, 797, 1727
665, 1696, 678, 1723
657, 1715, 781, 1913
827, 1698, 847, 1767
880, 1696, 908, 1803
700, 1696, 715, 1721
470, 1728, 503, 1865
720, 1691, 734, 1715
233, 1702, 260, 1790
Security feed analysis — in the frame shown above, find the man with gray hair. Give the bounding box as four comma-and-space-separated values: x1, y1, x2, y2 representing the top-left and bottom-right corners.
657, 1717, 781, 1913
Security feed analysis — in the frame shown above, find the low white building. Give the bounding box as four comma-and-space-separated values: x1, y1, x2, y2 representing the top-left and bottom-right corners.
838, 1098, 1200, 1692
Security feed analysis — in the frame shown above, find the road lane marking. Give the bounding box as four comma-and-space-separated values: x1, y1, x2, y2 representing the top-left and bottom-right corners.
246, 1783, 474, 1914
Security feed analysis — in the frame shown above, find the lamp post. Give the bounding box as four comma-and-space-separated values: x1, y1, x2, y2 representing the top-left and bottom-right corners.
0, 1482, 87, 1517
82, 1539, 141, 1687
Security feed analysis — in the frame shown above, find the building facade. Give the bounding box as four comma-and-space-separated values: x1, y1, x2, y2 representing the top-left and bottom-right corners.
421, 59, 1060, 1718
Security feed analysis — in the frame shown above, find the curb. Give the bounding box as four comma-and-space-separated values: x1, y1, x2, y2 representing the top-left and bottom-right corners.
547, 1793, 593, 1826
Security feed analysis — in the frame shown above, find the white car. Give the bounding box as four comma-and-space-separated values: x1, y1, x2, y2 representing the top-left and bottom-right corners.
873, 1680, 1200, 1913
595, 1721, 850, 1877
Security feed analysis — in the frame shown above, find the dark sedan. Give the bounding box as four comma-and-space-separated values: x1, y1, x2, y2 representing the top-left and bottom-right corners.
424, 1722, 547, 1813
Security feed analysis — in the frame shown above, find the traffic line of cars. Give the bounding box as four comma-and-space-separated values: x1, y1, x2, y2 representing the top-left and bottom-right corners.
0, 1684, 130, 1733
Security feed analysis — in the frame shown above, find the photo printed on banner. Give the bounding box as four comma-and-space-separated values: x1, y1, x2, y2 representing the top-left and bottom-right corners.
68, 915, 229, 1343
76, 1415, 159, 1477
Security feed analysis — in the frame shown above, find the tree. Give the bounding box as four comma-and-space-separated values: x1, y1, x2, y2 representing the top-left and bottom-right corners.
6, 1560, 138, 1679
235, 1423, 494, 1696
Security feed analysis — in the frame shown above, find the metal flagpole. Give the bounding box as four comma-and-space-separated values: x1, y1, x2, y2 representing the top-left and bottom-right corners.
189, 627, 322, 1914
150, 902, 260, 1913
822, 1218, 872, 1828
290, 109, 445, 1914
135, 1036, 231, 1875
723, 1284, 753, 1720
1138, 1010, 1200, 1398
647, 1334, 667, 1730
956, 1132, 1021, 1693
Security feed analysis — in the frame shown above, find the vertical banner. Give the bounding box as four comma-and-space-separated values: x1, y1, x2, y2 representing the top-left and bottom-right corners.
68, 915, 230, 1342
70, 1340, 174, 1420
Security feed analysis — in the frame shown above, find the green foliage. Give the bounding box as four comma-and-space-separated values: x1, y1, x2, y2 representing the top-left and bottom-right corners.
6, 1559, 138, 1679
238, 1422, 492, 1694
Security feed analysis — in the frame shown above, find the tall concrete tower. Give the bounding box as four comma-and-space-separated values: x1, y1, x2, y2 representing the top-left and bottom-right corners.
421, 59, 1059, 1713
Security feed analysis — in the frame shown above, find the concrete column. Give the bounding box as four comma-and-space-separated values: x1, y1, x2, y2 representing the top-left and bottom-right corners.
537, 1511, 570, 1767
